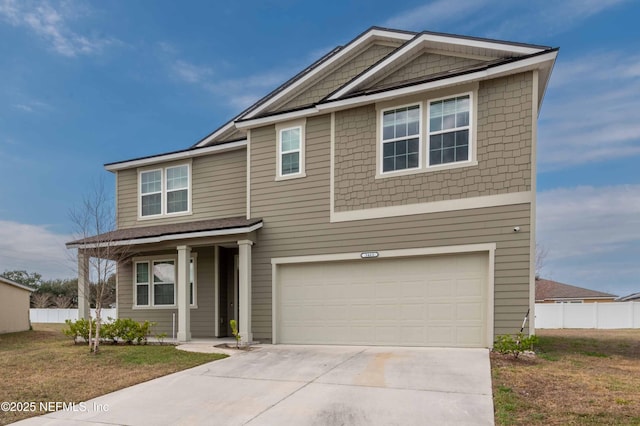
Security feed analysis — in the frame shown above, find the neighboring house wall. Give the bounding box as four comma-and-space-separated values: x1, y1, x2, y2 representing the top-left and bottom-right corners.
116, 149, 247, 229
277, 43, 397, 111
249, 109, 532, 341
117, 246, 216, 337
0, 283, 31, 334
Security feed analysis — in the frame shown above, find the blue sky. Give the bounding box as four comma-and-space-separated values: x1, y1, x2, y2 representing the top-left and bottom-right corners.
0, 0, 638, 297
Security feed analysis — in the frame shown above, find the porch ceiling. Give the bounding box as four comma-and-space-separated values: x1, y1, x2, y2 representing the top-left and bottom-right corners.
66, 216, 263, 249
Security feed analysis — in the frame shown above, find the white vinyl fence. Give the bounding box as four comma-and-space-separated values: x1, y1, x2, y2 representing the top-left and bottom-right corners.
535, 302, 640, 329
30, 308, 117, 324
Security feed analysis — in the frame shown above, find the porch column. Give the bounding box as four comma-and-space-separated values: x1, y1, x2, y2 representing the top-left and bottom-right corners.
177, 245, 191, 342
77, 251, 90, 320
238, 239, 253, 344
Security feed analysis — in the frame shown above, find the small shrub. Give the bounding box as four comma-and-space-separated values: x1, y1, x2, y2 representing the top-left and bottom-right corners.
63, 318, 95, 344
230, 319, 241, 349
156, 333, 168, 345
493, 333, 539, 359
63, 318, 155, 345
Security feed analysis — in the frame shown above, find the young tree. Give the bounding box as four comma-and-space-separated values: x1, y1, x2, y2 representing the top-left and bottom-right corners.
69, 179, 130, 354
535, 243, 548, 280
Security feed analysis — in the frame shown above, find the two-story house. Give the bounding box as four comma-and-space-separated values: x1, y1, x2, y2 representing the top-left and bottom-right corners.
67, 27, 558, 347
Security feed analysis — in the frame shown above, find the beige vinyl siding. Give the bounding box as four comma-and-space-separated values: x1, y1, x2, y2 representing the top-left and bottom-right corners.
116, 149, 247, 229
274, 43, 397, 112
371, 52, 483, 89
250, 113, 532, 342
0, 283, 31, 334
334, 72, 533, 211
117, 246, 216, 337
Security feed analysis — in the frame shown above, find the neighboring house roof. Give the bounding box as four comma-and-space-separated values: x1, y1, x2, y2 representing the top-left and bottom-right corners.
66, 217, 263, 249
535, 278, 617, 301
0, 276, 35, 292
617, 292, 640, 302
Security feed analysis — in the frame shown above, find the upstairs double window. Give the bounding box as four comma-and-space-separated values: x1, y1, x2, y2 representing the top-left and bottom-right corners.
139, 164, 190, 218
379, 92, 474, 176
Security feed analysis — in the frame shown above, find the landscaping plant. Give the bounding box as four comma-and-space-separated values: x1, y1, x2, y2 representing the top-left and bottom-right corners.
230, 319, 241, 349
493, 333, 539, 359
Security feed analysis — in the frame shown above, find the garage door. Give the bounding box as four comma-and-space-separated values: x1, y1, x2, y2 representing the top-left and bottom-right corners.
276, 252, 488, 347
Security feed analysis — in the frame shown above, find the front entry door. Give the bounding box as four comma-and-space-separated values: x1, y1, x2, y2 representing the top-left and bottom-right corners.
225, 254, 239, 336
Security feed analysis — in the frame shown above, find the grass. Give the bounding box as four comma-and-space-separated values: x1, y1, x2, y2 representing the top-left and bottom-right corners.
0, 323, 227, 425
491, 329, 640, 425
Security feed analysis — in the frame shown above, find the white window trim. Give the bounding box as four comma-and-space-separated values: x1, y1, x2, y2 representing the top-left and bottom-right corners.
137, 162, 192, 220
132, 253, 198, 309
275, 119, 306, 181
375, 89, 478, 179
379, 102, 423, 176
426, 91, 474, 169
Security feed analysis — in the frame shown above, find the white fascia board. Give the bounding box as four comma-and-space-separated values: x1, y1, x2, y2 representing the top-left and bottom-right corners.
240, 29, 414, 121
233, 51, 556, 130
194, 121, 237, 148
105, 140, 247, 172
67, 223, 263, 250
329, 34, 545, 100
420, 33, 543, 56
319, 51, 557, 113
235, 108, 318, 130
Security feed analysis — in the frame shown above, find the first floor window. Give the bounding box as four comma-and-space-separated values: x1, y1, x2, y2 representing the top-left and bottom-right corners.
382, 105, 421, 173
153, 260, 175, 305
135, 263, 150, 306
428, 95, 470, 166
134, 257, 196, 307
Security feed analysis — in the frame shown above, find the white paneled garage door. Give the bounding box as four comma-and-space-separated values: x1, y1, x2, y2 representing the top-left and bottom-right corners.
276, 252, 489, 347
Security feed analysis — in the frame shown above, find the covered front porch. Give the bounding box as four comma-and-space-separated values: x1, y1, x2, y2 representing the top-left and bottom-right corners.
66, 217, 262, 343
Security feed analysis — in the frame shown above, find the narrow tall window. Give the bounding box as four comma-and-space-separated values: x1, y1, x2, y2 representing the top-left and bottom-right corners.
382, 105, 420, 173
135, 262, 150, 306
280, 127, 301, 176
166, 165, 189, 214
153, 260, 175, 305
140, 170, 162, 216
429, 95, 470, 166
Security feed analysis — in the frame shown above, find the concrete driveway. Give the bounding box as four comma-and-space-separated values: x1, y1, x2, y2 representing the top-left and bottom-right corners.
16, 345, 494, 425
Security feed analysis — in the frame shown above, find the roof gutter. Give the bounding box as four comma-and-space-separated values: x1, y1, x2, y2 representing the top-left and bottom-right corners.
66, 222, 263, 250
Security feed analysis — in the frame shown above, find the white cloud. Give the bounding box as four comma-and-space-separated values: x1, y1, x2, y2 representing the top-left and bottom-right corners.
384, 0, 492, 31
0, 0, 116, 57
537, 184, 640, 296
537, 185, 640, 259
538, 52, 640, 169
12, 99, 50, 113
0, 220, 75, 279
172, 60, 213, 84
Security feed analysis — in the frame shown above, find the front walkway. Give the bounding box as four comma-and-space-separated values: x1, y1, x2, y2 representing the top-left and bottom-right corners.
15, 345, 494, 425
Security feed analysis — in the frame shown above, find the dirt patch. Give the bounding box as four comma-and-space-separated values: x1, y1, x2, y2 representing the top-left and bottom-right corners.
214, 343, 256, 351
492, 329, 640, 425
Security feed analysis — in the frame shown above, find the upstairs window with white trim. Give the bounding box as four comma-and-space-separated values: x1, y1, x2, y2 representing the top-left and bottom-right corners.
139, 164, 190, 218
428, 95, 470, 166
280, 127, 301, 176
381, 105, 421, 173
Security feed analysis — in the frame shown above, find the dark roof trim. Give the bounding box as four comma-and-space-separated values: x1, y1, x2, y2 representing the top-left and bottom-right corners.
329, 47, 558, 101
104, 139, 246, 171
67, 217, 263, 249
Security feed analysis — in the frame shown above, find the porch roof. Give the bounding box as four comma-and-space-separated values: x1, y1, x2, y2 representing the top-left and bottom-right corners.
66, 216, 263, 249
